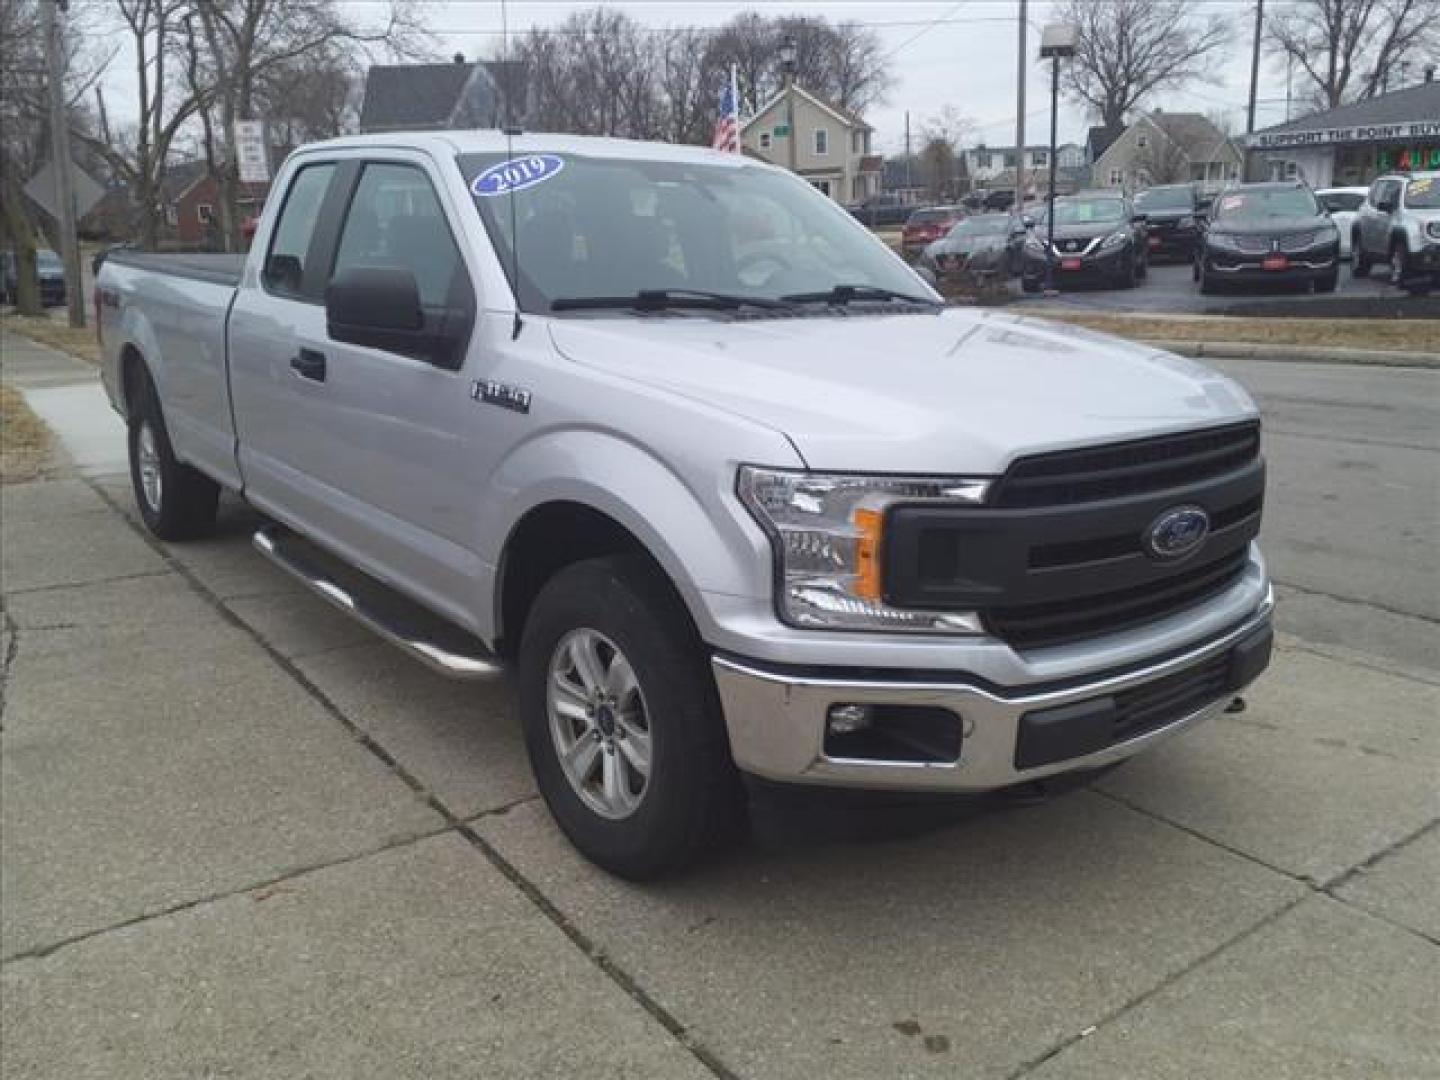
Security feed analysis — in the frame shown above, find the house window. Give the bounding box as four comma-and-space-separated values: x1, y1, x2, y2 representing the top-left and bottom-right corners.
814, 128, 828, 156
197, 203, 215, 224
1109, 168, 1124, 186
1004, 152, 1016, 167
809, 178, 832, 197
1032, 150, 1047, 167
759, 131, 772, 150
1137, 134, 1148, 148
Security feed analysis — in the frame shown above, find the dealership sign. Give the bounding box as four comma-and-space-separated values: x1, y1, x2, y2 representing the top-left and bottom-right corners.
1249, 119, 1440, 149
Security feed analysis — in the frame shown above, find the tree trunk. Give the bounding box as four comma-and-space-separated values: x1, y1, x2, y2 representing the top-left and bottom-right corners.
1, 170, 43, 316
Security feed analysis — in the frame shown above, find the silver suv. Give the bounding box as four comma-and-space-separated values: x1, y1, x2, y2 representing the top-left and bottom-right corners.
1352, 171, 1440, 292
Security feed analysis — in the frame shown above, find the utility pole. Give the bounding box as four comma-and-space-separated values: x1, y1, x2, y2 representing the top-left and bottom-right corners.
42, 0, 85, 328
1246, 0, 1264, 135
904, 110, 912, 191
1016, 0, 1027, 204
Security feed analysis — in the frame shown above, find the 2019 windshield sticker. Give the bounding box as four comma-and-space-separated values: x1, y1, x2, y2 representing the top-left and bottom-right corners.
471, 155, 564, 198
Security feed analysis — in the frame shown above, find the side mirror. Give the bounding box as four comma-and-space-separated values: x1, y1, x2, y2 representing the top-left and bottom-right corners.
326, 265, 464, 369
1022, 214, 1036, 229
1377, 198, 1398, 213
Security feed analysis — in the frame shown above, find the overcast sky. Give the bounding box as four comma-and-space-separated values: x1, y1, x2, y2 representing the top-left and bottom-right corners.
93, 0, 1311, 152
424, 0, 1291, 151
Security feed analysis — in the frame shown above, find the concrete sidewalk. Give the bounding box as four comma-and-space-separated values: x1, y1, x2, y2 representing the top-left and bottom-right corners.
2, 332, 1437, 1078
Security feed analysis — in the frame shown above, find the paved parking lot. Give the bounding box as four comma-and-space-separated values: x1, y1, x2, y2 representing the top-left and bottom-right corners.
2, 331, 1437, 1078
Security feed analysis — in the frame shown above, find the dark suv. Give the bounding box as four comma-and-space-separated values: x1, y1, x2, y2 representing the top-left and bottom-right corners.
1019, 192, 1148, 292
1196, 182, 1339, 294
1133, 184, 1202, 259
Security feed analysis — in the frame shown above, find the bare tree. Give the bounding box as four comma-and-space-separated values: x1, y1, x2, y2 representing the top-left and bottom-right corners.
187, 0, 425, 250
657, 27, 716, 146
1057, 0, 1230, 129
1267, 0, 1440, 109
918, 137, 956, 200
919, 105, 975, 155
704, 12, 774, 115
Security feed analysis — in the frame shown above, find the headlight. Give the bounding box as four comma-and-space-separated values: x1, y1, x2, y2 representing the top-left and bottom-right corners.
1427, 221, 1440, 240
1100, 230, 1129, 250
1207, 231, 1240, 251
737, 466, 988, 633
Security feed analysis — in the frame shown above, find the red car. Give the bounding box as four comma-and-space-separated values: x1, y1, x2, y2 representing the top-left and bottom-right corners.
901, 206, 964, 258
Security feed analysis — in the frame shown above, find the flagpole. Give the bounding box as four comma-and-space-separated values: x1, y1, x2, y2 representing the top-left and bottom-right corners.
730, 64, 740, 151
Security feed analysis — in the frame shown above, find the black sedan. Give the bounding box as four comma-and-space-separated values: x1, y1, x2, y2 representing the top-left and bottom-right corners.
1196, 182, 1340, 294
1133, 184, 1202, 259
917, 213, 1019, 280
1019, 193, 1148, 292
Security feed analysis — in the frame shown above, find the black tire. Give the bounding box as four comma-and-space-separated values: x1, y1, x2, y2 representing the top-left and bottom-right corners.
1314, 269, 1338, 293
1120, 254, 1139, 289
1352, 232, 1371, 277
1198, 261, 1218, 295
518, 555, 741, 880
1021, 275, 1041, 294
1136, 250, 1149, 279
127, 367, 220, 541
1389, 239, 1410, 287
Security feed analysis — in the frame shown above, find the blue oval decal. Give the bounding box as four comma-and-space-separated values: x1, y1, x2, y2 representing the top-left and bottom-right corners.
1145, 505, 1211, 561
471, 155, 564, 198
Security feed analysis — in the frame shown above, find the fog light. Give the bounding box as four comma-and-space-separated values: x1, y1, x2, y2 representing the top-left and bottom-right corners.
827, 704, 873, 736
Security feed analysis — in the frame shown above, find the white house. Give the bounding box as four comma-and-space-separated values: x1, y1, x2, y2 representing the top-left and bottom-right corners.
741, 83, 883, 204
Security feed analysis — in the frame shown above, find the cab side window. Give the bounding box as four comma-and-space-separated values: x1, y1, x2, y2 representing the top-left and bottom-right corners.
331, 163, 464, 309
263, 163, 336, 299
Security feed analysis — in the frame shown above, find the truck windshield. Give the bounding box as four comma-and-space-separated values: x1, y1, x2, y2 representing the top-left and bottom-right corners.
459, 152, 927, 314
1134, 187, 1192, 210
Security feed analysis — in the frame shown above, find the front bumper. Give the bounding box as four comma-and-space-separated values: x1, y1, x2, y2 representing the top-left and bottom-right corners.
1204, 247, 1337, 284
1146, 229, 1198, 257
1022, 244, 1130, 285
713, 584, 1273, 793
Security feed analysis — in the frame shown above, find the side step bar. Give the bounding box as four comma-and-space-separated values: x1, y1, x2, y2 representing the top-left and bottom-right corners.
253, 525, 504, 681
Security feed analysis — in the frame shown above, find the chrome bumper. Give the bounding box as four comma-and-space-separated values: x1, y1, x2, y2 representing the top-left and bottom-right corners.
713, 586, 1274, 792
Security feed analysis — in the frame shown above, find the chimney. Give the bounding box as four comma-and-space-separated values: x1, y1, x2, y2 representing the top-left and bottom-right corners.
453, 52, 466, 65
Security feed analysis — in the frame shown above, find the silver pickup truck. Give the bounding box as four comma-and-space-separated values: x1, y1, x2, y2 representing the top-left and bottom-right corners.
98, 132, 1273, 878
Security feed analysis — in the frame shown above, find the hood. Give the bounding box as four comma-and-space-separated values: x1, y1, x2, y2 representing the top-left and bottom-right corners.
935, 234, 1007, 255
1142, 208, 1196, 222
1042, 221, 1129, 242
1209, 215, 1326, 237
547, 309, 1256, 474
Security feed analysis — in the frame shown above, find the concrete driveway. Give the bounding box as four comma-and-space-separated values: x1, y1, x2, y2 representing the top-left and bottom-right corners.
2, 331, 1437, 1078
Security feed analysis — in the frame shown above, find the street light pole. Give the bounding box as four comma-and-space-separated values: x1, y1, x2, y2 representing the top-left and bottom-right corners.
781, 36, 798, 175
42, 0, 85, 329
1039, 25, 1076, 297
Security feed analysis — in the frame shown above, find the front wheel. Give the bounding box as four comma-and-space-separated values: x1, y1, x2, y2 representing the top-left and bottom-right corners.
1389, 240, 1411, 287
1314, 270, 1338, 293
127, 369, 219, 541
518, 556, 741, 879
1352, 233, 1371, 277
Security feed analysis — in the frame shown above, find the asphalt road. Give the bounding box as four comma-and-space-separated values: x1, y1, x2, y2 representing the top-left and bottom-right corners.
1209, 356, 1440, 672
1019, 259, 1437, 316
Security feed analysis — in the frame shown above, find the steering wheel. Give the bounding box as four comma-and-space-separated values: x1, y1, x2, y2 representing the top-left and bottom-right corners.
736, 249, 795, 288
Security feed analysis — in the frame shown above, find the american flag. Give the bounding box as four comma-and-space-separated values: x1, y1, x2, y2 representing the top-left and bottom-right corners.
712, 74, 739, 153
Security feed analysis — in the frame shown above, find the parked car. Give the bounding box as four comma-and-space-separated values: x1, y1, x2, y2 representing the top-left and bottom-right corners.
97, 132, 1273, 879
983, 189, 1016, 212
846, 194, 914, 229
1019, 192, 1149, 292
1351, 171, 1440, 293
901, 206, 964, 258
1133, 184, 1202, 259
1195, 181, 1339, 295
917, 213, 1015, 279
1315, 186, 1367, 259
1, 247, 67, 307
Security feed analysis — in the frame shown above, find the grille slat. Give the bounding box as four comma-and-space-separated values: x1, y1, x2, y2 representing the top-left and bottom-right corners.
1111, 654, 1232, 741
993, 422, 1260, 509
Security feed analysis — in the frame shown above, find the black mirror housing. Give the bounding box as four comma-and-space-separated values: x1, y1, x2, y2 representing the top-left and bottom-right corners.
327, 265, 424, 335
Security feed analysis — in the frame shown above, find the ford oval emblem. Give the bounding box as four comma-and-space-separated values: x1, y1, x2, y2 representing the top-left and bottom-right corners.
1145, 505, 1210, 560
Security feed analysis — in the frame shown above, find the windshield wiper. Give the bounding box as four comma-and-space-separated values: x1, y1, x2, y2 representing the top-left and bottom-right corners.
780, 284, 940, 307
550, 289, 792, 313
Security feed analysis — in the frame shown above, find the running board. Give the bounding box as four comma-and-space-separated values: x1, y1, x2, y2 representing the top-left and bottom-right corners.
252, 525, 504, 681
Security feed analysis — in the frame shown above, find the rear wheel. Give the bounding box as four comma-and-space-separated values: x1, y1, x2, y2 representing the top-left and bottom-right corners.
518, 555, 741, 879
127, 368, 219, 541
1389, 239, 1410, 287
1314, 269, 1338, 293
1352, 232, 1371, 277
1021, 275, 1041, 294
1198, 260, 1219, 295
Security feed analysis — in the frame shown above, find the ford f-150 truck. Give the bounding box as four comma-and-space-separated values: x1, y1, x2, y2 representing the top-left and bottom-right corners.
98, 132, 1273, 879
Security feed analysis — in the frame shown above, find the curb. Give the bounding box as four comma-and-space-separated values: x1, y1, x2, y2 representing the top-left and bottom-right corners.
1136, 339, 1440, 369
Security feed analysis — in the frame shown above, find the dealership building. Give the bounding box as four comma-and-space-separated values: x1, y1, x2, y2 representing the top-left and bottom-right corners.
1246, 79, 1440, 188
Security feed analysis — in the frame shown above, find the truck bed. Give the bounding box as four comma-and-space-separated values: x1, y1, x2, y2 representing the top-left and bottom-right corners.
103, 251, 245, 287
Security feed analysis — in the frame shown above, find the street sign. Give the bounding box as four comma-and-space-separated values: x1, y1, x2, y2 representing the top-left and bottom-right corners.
235, 120, 270, 184
24, 159, 105, 221
772, 124, 791, 137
